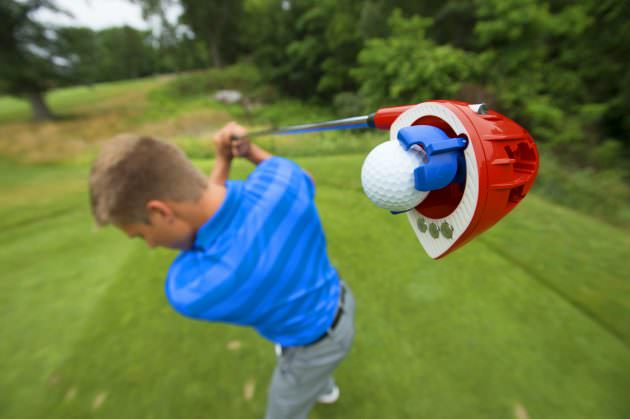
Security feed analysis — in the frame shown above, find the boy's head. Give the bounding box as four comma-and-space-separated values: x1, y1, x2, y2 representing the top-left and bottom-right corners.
89, 135, 208, 249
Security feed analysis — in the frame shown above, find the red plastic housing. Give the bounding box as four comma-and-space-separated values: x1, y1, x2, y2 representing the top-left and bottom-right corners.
375, 100, 539, 258
373, 105, 415, 130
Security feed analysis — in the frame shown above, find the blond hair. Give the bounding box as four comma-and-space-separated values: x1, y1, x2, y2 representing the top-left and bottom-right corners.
89, 134, 207, 226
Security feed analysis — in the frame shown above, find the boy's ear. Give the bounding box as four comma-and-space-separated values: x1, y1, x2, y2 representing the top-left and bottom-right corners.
146, 200, 174, 221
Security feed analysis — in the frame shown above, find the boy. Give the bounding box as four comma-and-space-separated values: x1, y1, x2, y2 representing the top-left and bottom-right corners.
88, 122, 355, 419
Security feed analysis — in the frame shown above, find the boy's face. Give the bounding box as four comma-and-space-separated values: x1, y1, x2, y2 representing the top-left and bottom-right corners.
117, 207, 196, 250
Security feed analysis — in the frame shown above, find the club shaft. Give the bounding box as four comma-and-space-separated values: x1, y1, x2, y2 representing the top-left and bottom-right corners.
246, 115, 374, 138
231, 104, 416, 141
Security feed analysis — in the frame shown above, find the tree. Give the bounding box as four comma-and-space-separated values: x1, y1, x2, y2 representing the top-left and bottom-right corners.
240, 0, 465, 102
179, 0, 243, 68
577, 0, 630, 155
241, 0, 317, 97
95, 26, 156, 82
0, 0, 73, 120
131, 0, 185, 73
352, 10, 477, 109
54, 27, 100, 85
241, 0, 365, 100
134, 0, 240, 68
473, 0, 556, 112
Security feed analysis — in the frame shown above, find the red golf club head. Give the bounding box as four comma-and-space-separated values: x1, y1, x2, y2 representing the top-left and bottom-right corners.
376, 100, 539, 259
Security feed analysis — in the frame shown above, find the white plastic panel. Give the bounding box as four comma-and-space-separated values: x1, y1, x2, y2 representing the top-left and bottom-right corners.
389, 102, 480, 259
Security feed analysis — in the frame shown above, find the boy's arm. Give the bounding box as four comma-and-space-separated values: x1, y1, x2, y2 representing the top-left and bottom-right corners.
219, 122, 317, 199
225, 123, 272, 166
210, 123, 237, 186
243, 143, 272, 166
210, 122, 273, 185
209, 154, 231, 186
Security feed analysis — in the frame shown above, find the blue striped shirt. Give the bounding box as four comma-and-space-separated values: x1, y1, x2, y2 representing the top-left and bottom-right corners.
165, 157, 341, 346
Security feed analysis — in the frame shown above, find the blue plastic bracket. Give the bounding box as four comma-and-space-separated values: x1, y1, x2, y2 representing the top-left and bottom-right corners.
397, 125, 467, 191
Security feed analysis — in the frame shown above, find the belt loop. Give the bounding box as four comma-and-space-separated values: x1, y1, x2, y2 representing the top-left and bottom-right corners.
338, 283, 346, 312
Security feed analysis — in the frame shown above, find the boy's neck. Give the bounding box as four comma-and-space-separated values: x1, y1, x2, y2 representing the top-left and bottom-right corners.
169, 185, 227, 232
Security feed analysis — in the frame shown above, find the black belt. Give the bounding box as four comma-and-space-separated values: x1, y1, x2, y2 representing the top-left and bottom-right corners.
305, 284, 346, 347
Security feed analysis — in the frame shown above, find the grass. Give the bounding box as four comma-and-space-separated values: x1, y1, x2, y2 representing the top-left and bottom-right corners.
1, 74, 629, 418
0, 156, 629, 419
0, 76, 233, 163
0, 71, 357, 164
0, 78, 165, 123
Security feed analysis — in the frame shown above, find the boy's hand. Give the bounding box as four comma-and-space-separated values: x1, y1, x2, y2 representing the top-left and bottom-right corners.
213, 122, 249, 160
231, 136, 252, 158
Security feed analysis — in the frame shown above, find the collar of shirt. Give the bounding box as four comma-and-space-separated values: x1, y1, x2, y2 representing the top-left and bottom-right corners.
192, 180, 242, 251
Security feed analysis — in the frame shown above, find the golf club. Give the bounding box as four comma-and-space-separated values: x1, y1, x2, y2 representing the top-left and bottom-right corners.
232, 105, 417, 140
230, 99, 538, 259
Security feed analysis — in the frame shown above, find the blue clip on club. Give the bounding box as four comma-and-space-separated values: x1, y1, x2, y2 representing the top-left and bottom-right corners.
397, 125, 468, 192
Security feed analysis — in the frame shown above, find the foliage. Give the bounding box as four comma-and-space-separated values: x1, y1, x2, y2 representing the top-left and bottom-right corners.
155, 63, 272, 100
179, 0, 243, 67
54, 27, 101, 84
352, 10, 478, 109
0, 0, 211, 119
534, 147, 630, 226
0, 0, 64, 94
2, 0, 630, 202
0, 0, 70, 118
473, 0, 556, 110
94, 27, 156, 82
53, 25, 211, 85
472, 0, 629, 175
242, 0, 435, 101
238, 0, 630, 180
332, 92, 367, 116
134, 0, 242, 68
242, 0, 337, 98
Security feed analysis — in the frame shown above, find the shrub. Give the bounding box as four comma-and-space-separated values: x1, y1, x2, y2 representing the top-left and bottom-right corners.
332, 92, 367, 116
157, 63, 277, 101
533, 148, 630, 226
352, 10, 478, 109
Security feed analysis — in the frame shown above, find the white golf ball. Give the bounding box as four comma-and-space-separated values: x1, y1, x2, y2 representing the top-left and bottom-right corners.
361, 141, 428, 212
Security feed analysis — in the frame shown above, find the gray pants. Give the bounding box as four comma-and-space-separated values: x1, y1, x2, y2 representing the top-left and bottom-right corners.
265, 282, 356, 419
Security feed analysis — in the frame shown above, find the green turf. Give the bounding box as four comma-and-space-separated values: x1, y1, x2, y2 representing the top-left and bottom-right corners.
0, 78, 164, 123
1, 156, 629, 419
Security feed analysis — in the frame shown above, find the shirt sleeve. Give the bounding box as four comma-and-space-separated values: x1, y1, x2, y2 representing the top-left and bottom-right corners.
244, 156, 314, 203
165, 252, 235, 319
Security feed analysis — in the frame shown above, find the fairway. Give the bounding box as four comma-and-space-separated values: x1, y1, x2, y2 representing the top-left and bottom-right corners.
2, 0, 630, 416
1, 155, 629, 419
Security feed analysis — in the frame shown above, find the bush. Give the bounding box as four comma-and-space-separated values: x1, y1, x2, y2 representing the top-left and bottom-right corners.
352, 10, 478, 109
521, 98, 629, 177
332, 92, 367, 116
157, 63, 277, 102
533, 148, 630, 226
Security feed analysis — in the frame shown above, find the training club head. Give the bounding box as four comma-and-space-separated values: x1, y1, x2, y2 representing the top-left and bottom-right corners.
388, 100, 539, 259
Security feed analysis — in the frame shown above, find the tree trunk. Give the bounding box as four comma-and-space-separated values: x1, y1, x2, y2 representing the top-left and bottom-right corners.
26, 91, 54, 121
210, 41, 223, 68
